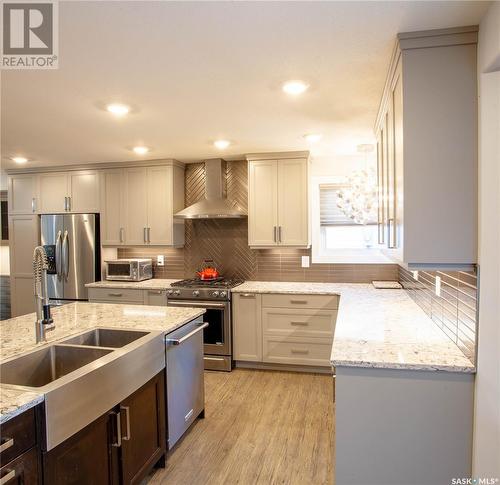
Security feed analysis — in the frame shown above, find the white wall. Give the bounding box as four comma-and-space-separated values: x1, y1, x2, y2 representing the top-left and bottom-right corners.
473, 2, 500, 478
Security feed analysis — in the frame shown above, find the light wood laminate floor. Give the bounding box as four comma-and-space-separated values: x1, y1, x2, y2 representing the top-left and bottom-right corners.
145, 368, 334, 485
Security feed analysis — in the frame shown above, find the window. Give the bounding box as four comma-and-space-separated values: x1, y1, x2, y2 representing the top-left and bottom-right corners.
311, 177, 390, 264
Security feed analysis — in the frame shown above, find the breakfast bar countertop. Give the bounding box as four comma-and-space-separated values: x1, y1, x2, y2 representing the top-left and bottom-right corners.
232, 281, 475, 374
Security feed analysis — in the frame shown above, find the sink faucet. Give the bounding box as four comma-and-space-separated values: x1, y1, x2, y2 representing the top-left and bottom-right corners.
33, 246, 55, 343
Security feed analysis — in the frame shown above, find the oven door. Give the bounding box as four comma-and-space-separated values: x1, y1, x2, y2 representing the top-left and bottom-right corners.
166, 300, 231, 357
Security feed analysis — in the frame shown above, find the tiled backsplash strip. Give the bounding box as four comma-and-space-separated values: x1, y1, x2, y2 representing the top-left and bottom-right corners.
398, 266, 478, 363
118, 160, 398, 283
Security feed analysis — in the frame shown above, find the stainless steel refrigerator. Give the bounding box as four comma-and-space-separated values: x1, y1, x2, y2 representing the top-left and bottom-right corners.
40, 214, 100, 302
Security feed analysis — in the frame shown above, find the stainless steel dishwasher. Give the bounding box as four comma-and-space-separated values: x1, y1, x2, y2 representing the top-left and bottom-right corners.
165, 318, 208, 449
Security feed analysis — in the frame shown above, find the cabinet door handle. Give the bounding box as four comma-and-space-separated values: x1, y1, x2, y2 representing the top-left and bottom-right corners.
290, 300, 308, 305
0, 470, 15, 485
387, 218, 396, 249
278, 226, 282, 243
147, 227, 151, 243
108, 292, 123, 297
121, 405, 131, 441
64, 196, 68, 211
67, 196, 71, 211
144, 227, 148, 243
111, 411, 122, 447
273, 226, 277, 243
290, 349, 309, 355
31, 197, 36, 213
290, 321, 308, 326
0, 438, 14, 453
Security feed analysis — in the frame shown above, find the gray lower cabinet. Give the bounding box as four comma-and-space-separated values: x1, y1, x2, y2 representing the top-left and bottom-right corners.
335, 366, 474, 485
88, 288, 168, 306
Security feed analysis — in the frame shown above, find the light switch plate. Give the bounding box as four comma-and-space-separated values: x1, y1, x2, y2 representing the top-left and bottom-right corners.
157, 255, 165, 266
301, 256, 310, 268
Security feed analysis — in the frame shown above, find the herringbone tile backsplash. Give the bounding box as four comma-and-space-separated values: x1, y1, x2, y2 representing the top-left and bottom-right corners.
118, 160, 398, 283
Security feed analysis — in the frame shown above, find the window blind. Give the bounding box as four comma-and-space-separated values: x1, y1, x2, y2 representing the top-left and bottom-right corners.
319, 183, 357, 226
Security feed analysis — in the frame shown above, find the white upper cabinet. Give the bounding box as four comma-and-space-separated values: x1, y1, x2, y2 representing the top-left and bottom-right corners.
123, 167, 149, 245
248, 160, 278, 246
8, 174, 38, 214
68, 171, 100, 212
247, 153, 309, 248
103, 162, 185, 247
100, 169, 124, 245
375, 26, 478, 268
38, 172, 69, 213
38, 170, 100, 213
277, 159, 309, 246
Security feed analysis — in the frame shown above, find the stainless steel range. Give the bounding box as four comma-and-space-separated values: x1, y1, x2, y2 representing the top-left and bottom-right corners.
166, 278, 243, 371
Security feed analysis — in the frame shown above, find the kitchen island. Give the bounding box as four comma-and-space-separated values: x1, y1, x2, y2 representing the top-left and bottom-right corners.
0, 302, 205, 484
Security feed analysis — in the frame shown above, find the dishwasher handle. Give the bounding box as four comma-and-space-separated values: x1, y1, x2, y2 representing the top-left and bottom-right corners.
165, 322, 209, 346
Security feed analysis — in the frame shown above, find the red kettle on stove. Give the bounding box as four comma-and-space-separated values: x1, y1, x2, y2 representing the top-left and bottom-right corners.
196, 259, 220, 281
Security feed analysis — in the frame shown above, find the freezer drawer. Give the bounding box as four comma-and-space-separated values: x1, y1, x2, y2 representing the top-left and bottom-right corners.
165, 319, 206, 449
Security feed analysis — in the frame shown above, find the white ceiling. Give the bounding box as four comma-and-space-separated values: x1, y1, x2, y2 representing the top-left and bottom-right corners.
0, 0, 490, 170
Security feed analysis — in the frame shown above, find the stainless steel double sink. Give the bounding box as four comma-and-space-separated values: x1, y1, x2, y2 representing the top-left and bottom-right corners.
0, 328, 165, 451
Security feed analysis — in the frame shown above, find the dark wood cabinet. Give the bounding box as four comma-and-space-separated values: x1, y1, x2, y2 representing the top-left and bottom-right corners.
0, 447, 39, 485
42, 411, 119, 485
120, 371, 166, 485
41, 371, 166, 485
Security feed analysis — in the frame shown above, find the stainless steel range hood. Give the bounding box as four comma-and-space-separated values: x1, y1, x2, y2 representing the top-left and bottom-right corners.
174, 159, 247, 219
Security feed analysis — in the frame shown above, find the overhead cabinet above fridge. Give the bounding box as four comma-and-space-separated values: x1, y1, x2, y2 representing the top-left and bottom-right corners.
375, 26, 478, 269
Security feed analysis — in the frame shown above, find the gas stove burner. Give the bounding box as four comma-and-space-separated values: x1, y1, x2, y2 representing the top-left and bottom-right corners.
171, 278, 244, 289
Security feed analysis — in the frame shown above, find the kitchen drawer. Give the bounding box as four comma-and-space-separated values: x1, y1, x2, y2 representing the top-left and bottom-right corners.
0, 408, 36, 467
263, 336, 332, 366
262, 293, 338, 310
87, 287, 145, 304
262, 308, 336, 339
144, 289, 168, 306
0, 447, 38, 485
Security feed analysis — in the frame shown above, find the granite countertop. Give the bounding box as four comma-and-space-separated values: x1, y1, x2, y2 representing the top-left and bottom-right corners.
0, 302, 205, 423
232, 281, 475, 374
86, 279, 179, 290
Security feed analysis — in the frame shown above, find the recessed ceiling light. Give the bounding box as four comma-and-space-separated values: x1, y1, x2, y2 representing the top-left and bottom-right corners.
12, 156, 28, 164
303, 133, 322, 143
214, 140, 230, 150
282, 80, 309, 96
106, 103, 130, 116
133, 146, 149, 155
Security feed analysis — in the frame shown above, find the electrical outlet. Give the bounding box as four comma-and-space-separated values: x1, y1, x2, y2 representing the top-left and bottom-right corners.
412, 271, 419, 281
157, 255, 165, 266
301, 256, 310, 268
435, 275, 441, 296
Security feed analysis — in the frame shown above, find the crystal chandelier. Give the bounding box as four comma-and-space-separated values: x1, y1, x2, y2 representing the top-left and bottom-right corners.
336, 167, 378, 225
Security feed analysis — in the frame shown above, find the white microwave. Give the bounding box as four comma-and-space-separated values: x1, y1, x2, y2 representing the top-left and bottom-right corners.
105, 258, 153, 281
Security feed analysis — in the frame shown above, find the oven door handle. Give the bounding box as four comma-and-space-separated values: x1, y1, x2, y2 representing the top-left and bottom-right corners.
167, 301, 227, 309
165, 322, 209, 346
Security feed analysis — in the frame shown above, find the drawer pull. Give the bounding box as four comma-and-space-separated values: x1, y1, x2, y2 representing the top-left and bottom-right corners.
148, 290, 162, 294
290, 321, 308, 326
108, 293, 123, 297
0, 438, 14, 453
290, 300, 308, 304
0, 470, 15, 485
290, 349, 309, 355
240, 293, 255, 298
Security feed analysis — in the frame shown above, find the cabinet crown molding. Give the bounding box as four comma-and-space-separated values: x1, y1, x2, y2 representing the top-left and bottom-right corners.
6, 158, 184, 175
246, 151, 309, 162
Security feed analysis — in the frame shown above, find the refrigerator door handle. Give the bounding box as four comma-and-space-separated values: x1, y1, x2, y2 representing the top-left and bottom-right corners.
55, 230, 62, 277
62, 230, 69, 279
